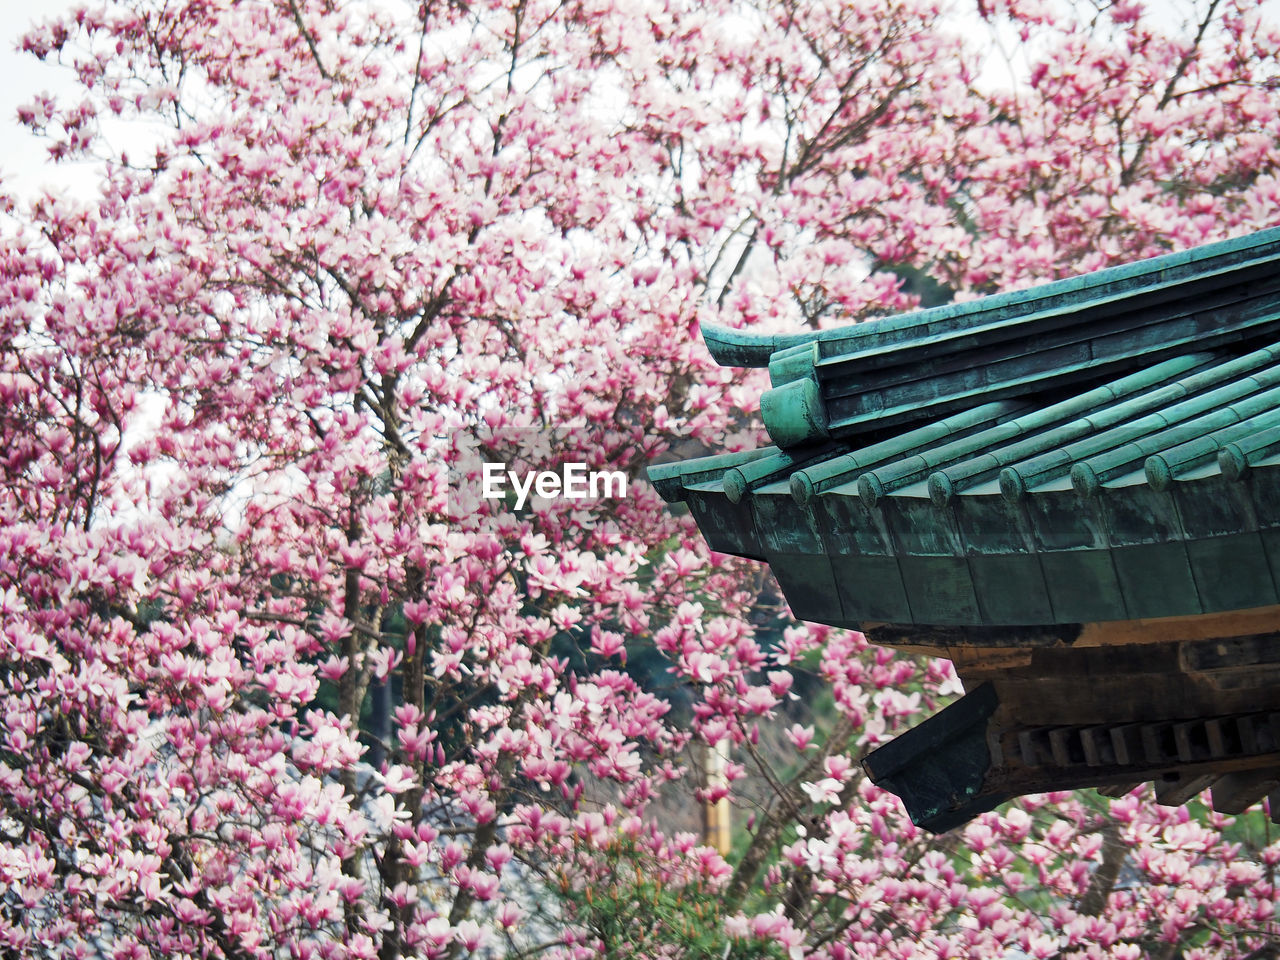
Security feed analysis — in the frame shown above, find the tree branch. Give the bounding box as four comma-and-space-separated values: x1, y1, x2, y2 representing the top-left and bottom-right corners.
286, 0, 332, 81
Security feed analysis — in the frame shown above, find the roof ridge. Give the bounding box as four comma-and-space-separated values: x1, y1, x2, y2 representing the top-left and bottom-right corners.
701, 226, 1280, 368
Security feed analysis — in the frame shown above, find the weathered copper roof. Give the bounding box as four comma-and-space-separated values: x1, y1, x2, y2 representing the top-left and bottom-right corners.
651, 228, 1280, 627
652, 229, 1280, 830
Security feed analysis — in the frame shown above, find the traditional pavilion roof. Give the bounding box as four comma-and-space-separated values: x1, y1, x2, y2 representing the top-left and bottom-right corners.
650, 227, 1280, 831
651, 227, 1280, 627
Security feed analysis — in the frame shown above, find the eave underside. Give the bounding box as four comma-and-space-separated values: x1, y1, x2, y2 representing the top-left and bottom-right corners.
862, 617, 1280, 832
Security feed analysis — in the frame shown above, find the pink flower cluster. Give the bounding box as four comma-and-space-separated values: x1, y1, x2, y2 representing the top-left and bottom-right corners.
2, 0, 1280, 957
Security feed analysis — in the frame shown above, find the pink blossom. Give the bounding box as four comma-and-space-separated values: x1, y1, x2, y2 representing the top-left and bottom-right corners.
4, 1, 1280, 957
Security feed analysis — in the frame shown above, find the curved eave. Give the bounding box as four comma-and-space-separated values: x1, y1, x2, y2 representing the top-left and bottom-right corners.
664, 463, 1280, 627
701, 226, 1280, 369
705, 229, 1280, 451
700, 324, 818, 368
649, 340, 1280, 627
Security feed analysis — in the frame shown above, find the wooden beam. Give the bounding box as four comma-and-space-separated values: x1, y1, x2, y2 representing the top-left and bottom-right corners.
1155, 773, 1216, 806
1074, 604, 1280, 648
861, 605, 1280, 658
1212, 771, 1279, 814
861, 623, 1079, 654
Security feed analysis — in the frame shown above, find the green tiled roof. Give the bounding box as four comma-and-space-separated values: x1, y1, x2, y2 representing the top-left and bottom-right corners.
651, 228, 1280, 627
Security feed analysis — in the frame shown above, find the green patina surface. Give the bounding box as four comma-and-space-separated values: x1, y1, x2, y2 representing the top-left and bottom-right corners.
652, 228, 1280, 627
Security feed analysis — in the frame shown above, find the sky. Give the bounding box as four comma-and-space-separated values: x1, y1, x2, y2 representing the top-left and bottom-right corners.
0, 0, 98, 200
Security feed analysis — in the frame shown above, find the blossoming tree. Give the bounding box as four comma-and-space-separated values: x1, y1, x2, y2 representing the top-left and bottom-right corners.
4, 0, 1280, 957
